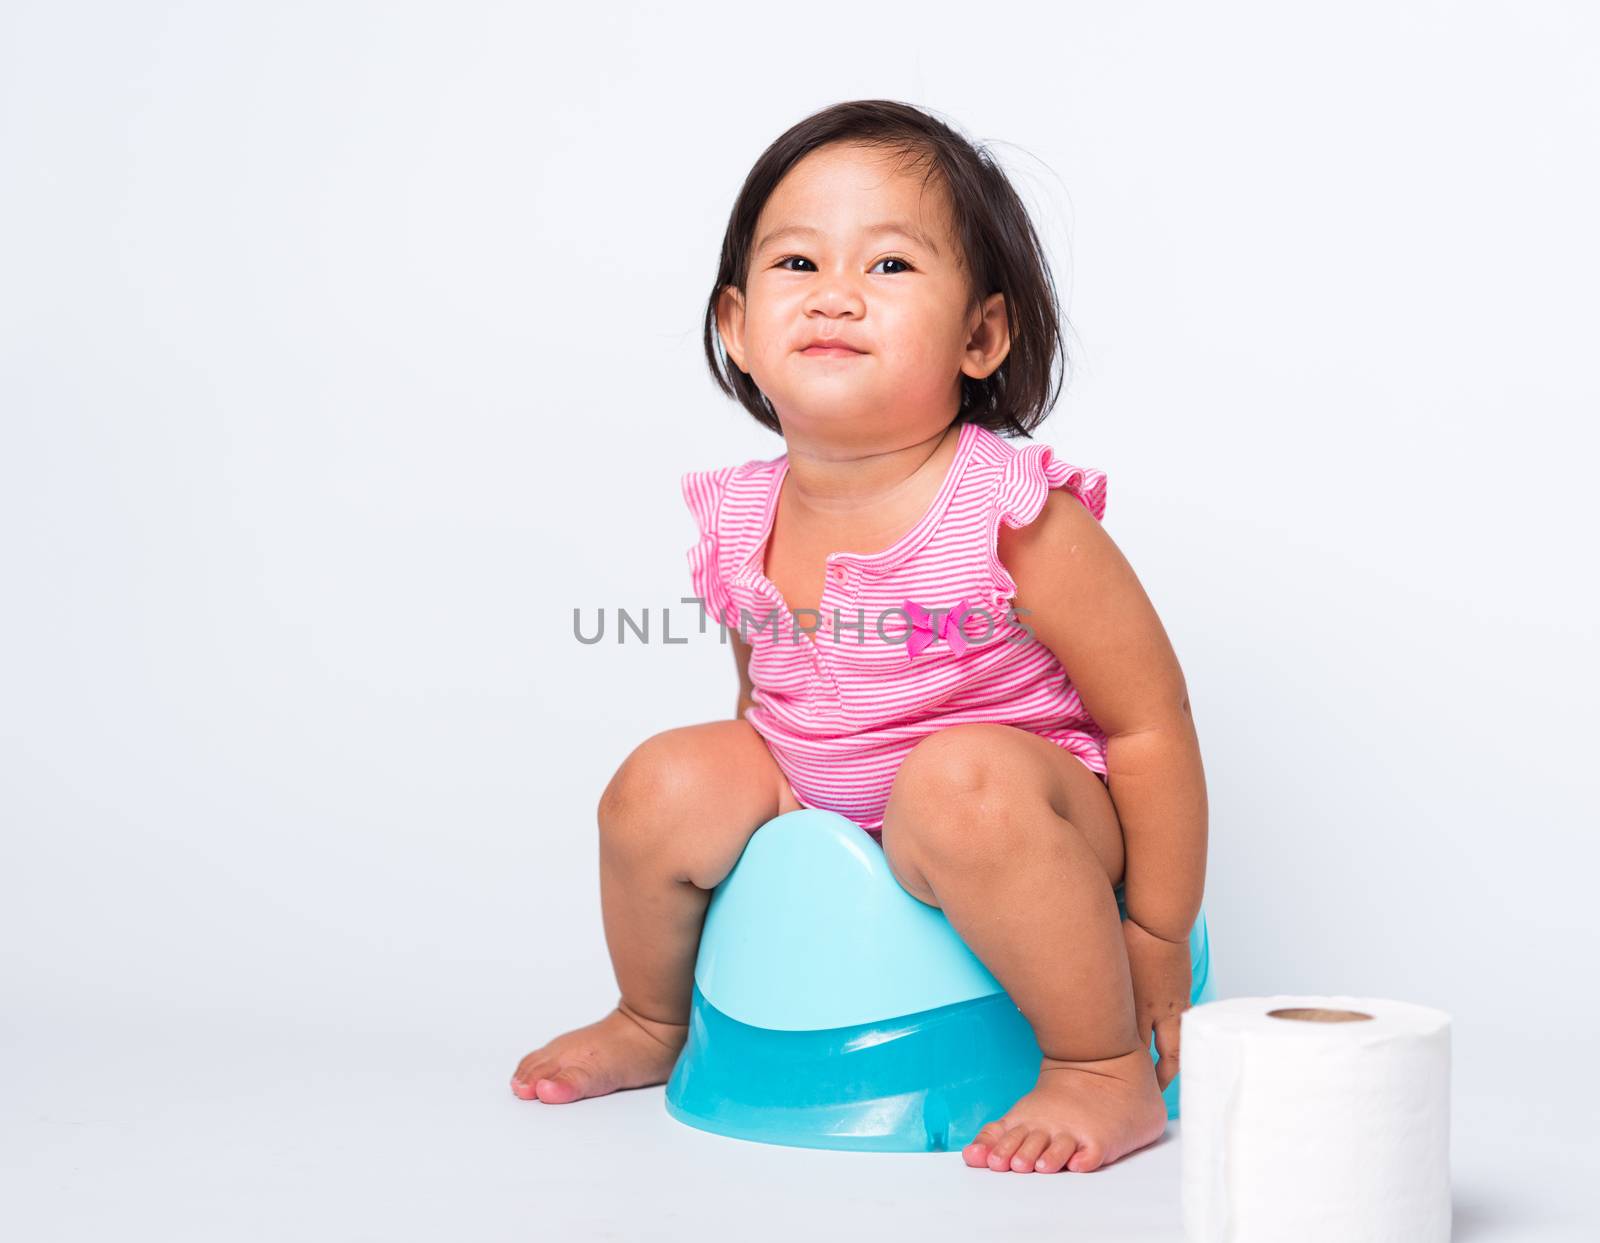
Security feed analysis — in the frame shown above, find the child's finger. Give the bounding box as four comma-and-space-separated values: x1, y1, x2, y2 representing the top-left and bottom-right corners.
1152, 1016, 1181, 1089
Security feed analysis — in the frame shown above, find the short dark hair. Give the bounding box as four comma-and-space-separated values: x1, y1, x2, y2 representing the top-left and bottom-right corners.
702, 99, 1067, 439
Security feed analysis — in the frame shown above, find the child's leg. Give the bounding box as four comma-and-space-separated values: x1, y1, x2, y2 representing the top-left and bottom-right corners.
511, 718, 794, 1103
879, 723, 1167, 1174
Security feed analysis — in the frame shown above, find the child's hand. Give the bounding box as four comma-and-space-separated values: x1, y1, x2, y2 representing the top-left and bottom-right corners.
1121, 916, 1192, 1090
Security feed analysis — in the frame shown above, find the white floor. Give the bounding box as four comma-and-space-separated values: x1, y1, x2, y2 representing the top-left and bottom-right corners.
5, 1010, 1594, 1242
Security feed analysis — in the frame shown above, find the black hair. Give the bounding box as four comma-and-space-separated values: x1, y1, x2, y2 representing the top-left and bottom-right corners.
702, 99, 1067, 439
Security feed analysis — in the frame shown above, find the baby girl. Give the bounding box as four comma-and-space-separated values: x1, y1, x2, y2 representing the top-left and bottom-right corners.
512, 99, 1208, 1176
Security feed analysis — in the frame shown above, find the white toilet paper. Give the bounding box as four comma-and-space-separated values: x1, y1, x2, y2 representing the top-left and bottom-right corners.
1181, 995, 1452, 1243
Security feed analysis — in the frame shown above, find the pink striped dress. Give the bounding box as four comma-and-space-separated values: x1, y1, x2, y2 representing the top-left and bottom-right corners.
682, 419, 1110, 840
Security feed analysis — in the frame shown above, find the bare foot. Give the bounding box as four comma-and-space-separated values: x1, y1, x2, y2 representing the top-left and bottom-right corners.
962, 1046, 1167, 1173
510, 1002, 688, 1104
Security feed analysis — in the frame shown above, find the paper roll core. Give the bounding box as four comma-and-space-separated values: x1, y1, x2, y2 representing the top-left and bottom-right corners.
1266, 1006, 1373, 1023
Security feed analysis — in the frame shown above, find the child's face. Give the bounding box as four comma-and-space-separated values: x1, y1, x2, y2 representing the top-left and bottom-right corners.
717, 142, 1009, 448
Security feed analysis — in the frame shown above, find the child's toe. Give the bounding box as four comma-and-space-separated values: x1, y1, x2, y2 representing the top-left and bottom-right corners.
1066, 1136, 1105, 1172
1036, 1135, 1077, 1173
534, 1067, 589, 1103
1011, 1130, 1052, 1171
510, 1076, 539, 1100
963, 1120, 1007, 1167
510, 1056, 554, 1099
512, 1051, 550, 1082
986, 1124, 1031, 1169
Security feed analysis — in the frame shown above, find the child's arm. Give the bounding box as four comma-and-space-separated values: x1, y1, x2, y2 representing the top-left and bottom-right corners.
733, 631, 757, 720
997, 490, 1208, 945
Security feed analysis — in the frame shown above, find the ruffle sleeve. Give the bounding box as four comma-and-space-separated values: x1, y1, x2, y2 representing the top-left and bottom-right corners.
682, 466, 738, 627
987, 442, 1109, 606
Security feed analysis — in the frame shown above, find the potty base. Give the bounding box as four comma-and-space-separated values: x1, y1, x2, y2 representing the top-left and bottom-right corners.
664, 982, 1041, 1152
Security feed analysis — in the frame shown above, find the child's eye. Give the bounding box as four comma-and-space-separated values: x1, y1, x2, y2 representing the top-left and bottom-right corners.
773, 255, 915, 274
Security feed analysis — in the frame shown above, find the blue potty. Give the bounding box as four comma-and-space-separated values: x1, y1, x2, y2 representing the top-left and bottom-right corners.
664, 808, 1215, 1152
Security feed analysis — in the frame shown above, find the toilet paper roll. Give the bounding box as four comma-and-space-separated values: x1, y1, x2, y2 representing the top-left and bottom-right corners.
1181, 995, 1451, 1243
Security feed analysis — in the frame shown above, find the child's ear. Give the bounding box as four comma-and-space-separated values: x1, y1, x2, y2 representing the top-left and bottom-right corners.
961, 291, 1011, 381
716, 285, 750, 374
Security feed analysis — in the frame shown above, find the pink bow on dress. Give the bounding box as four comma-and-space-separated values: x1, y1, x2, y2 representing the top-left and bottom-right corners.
903, 597, 974, 658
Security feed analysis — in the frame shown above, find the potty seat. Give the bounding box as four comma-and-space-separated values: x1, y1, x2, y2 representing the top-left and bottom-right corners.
664, 808, 1216, 1152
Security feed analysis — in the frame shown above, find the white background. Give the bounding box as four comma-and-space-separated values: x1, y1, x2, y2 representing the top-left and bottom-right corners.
2, 1, 1596, 1239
